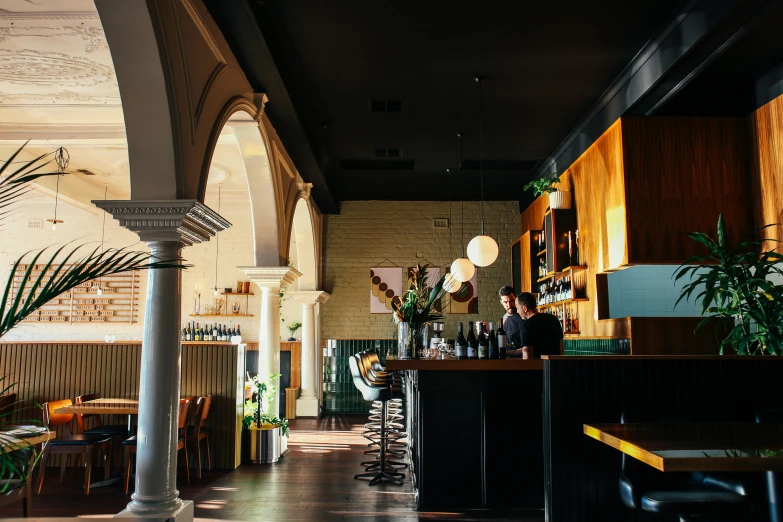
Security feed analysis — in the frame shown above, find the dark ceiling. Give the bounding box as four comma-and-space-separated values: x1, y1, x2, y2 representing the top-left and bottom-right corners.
207, 0, 684, 210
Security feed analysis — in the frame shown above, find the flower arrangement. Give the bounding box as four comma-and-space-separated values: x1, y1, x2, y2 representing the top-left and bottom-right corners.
242, 373, 289, 436
391, 263, 450, 325
287, 321, 302, 341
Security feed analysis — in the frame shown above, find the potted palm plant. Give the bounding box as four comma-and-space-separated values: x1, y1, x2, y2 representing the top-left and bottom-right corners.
0, 143, 187, 488
674, 214, 783, 355
524, 173, 571, 209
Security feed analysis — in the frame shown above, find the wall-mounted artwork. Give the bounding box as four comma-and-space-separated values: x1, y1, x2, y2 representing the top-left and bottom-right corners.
448, 271, 478, 314
370, 267, 402, 314
407, 266, 443, 313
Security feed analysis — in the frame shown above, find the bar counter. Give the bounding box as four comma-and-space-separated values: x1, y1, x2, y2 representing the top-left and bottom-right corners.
392, 356, 544, 512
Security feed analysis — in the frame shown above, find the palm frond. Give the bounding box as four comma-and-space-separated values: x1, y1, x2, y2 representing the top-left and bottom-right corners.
0, 143, 62, 227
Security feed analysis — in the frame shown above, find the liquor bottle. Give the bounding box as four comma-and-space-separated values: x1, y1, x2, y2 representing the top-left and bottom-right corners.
455, 322, 467, 359
572, 313, 579, 333
497, 317, 507, 359
185, 325, 191, 341
194, 323, 200, 341
477, 322, 488, 359
466, 321, 477, 359
488, 322, 498, 359
565, 311, 572, 333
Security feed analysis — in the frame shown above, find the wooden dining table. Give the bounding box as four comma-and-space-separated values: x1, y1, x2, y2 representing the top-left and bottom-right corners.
1, 427, 56, 516
54, 398, 139, 436
585, 421, 783, 520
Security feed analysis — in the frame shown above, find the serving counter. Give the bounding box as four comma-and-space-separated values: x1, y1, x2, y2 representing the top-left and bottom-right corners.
386, 358, 544, 512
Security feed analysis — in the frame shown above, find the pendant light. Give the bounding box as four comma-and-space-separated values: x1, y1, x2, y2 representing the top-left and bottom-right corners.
96, 184, 108, 296
467, 77, 499, 267
443, 166, 462, 294
450, 132, 476, 282
213, 184, 222, 296
46, 147, 69, 231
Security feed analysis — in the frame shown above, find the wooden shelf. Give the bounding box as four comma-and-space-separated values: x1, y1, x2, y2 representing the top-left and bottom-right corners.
538, 298, 588, 310
561, 266, 587, 272
221, 292, 254, 296
564, 332, 582, 337
537, 273, 555, 283
536, 249, 547, 256
188, 313, 254, 318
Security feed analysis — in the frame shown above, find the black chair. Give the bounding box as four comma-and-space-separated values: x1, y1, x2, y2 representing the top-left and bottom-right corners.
349, 354, 404, 485
618, 409, 751, 522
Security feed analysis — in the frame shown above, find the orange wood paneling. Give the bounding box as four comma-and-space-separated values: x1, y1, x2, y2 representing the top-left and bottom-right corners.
520, 231, 534, 294
622, 117, 752, 263
750, 95, 783, 252
280, 341, 301, 389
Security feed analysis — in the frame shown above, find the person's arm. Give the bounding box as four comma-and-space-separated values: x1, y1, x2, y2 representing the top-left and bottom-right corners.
521, 346, 532, 359
506, 347, 524, 358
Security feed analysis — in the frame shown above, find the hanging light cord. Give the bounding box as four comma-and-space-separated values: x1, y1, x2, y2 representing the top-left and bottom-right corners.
476, 77, 486, 235
459, 133, 466, 257
53, 174, 61, 221
214, 185, 221, 293
100, 185, 107, 253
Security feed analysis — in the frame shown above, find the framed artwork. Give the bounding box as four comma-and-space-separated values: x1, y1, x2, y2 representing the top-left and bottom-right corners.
370, 267, 402, 314
448, 271, 478, 314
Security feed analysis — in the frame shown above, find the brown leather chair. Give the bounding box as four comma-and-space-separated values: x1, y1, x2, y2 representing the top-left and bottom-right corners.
0, 393, 17, 424
187, 394, 212, 478
123, 399, 190, 494
36, 400, 113, 495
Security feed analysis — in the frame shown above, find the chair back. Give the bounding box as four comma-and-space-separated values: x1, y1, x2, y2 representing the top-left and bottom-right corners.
363, 350, 385, 372
75, 392, 102, 433
0, 393, 17, 424
348, 355, 384, 402
201, 394, 212, 423
178, 399, 191, 436
191, 397, 205, 431
43, 400, 74, 432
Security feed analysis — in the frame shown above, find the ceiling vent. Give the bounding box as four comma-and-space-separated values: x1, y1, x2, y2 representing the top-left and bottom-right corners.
76, 168, 96, 176
340, 159, 416, 171
370, 99, 403, 113
460, 160, 537, 171
374, 148, 401, 158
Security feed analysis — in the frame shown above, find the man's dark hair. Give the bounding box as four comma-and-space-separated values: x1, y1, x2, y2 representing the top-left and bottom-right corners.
516, 292, 537, 310
498, 286, 516, 299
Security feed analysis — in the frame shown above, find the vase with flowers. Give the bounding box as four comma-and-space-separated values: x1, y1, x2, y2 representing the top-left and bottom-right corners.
391, 264, 451, 359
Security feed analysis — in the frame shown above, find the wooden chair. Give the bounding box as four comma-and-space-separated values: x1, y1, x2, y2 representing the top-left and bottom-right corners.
36, 400, 113, 495
75, 393, 127, 473
0, 393, 17, 424
123, 399, 190, 494
0, 448, 32, 516
186, 395, 212, 478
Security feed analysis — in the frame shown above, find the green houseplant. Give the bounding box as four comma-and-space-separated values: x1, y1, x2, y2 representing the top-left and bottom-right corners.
524, 172, 571, 210
674, 214, 783, 355
0, 144, 187, 488
242, 372, 289, 436
287, 321, 302, 341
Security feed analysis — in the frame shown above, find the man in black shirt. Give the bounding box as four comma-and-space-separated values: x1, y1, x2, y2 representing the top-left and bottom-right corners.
498, 286, 524, 347
507, 292, 563, 359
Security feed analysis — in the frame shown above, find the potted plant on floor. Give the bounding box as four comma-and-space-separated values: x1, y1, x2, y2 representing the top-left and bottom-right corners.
242, 373, 290, 463
524, 172, 571, 209
287, 321, 302, 341
674, 214, 783, 355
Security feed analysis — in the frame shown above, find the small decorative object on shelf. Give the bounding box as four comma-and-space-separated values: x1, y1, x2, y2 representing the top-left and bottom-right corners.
232, 302, 241, 314
244, 281, 251, 293
237, 281, 243, 293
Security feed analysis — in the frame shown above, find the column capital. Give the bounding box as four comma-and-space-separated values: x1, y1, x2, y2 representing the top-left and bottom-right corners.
292, 290, 331, 305
92, 200, 231, 246
238, 266, 302, 290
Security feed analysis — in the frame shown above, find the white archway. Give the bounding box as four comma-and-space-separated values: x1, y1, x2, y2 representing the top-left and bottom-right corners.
290, 197, 318, 291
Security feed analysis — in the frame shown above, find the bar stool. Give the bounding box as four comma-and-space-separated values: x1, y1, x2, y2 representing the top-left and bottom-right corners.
349, 354, 404, 485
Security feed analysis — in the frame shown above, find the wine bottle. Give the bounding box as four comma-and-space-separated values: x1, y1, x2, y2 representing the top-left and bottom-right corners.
488, 322, 498, 359
219, 324, 225, 342
237, 324, 242, 337
455, 323, 467, 359
211, 324, 217, 341
467, 321, 477, 359
477, 322, 488, 359
497, 317, 507, 359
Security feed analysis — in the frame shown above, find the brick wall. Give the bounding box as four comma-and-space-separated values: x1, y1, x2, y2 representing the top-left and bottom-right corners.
1, 190, 261, 341
321, 201, 520, 339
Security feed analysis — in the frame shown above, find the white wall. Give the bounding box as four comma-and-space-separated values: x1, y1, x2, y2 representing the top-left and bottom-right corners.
1, 189, 261, 341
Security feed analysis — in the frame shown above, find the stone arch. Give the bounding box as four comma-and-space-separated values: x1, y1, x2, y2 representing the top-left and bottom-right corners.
288, 196, 318, 291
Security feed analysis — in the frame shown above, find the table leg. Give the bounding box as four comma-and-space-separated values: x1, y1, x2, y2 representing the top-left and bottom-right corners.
768, 471, 781, 522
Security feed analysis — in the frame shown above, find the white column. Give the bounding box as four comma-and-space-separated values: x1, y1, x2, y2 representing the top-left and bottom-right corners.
238, 266, 301, 418
94, 200, 229, 518
292, 291, 330, 417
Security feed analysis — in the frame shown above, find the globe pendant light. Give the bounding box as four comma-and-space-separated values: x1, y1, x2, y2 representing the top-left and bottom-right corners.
467, 77, 499, 267
443, 166, 462, 293
450, 133, 475, 282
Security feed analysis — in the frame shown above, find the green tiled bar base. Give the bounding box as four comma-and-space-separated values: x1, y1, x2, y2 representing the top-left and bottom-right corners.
564, 338, 630, 355
322, 339, 396, 414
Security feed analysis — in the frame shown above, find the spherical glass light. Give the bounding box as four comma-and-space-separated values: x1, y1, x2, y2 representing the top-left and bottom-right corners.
450, 257, 475, 283
443, 272, 463, 293
467, 235, 499, 267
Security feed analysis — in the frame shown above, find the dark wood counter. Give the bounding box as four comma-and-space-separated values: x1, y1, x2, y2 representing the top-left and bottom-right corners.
386, 358, 543, 371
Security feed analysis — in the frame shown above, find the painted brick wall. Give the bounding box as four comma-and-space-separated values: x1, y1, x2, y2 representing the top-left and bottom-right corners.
1, 190, 260, 341
321, 200, 520, 339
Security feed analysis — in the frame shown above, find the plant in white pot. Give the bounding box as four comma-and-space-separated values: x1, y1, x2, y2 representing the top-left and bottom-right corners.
524, 173, 571, 209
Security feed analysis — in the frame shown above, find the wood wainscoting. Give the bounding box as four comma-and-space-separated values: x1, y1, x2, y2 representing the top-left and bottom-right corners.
0, 341, 245, 469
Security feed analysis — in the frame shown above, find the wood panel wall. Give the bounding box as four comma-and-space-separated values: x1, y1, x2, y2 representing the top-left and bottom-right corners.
0, 341, 244, 469
750, 94, 783, 252
622, 117, 752, 262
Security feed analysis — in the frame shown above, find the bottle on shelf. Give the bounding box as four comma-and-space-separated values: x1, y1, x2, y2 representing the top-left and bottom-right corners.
565, 311, 572, 333
467, 321, 477, 360
572, 313, 579, 333
497, 317, 507, 359
488, 322, 498, 359
477, 322, 488, 360
237, 324, 242, 338
455, 322, 467, 359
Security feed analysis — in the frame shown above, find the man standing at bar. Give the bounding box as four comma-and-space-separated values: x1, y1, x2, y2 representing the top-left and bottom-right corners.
498, 286, 524, 348
507, 292, 563, 359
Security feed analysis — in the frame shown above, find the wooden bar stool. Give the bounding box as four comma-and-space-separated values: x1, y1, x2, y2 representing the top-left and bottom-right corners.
36, 400, 113, 495
123, 399, 191, 494
187, 394, 212, 479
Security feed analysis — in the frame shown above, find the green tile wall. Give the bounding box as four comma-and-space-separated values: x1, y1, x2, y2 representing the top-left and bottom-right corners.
322, 339, 397, 414
564, 338, 631, 356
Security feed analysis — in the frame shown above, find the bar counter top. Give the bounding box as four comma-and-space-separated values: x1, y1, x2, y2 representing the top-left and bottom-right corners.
385, 357, 543, 371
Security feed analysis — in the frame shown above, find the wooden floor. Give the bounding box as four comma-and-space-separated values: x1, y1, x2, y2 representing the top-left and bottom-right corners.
2, 415, 543, 521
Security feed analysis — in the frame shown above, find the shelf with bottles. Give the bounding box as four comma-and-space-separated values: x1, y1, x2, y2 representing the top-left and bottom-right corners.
189, 313, 254, 317
541, 305, 582, 335
181, 321, 243, 343
538, 298, 588, 310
